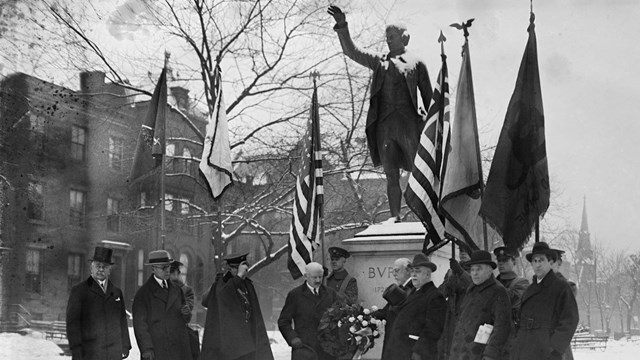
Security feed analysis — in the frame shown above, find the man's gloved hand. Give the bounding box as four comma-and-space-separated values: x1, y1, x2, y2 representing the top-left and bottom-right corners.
141, 350, 154, 360
181, 304, 191, 317
327, 5, 346, 26
291, 337, 304, 349
410, 352, 422, 360
122, 349, 130, 359
237, 262, 249, 279
450, 258, 464, 275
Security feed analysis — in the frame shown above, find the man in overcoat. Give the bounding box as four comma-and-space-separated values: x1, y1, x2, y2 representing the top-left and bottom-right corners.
66, 246, 131, 360
200, 253, 274, 360
449, 250, 511, 360
278, 262, 341, 360
328, 5, 432, 223
511, 242, 579, 360
325, 246, 358, 304
169, 260, 199, 360
383, 253, 446, 360
133, 250, 192, 360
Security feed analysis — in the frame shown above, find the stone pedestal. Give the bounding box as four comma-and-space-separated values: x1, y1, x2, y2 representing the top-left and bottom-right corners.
340, 222, 451, 359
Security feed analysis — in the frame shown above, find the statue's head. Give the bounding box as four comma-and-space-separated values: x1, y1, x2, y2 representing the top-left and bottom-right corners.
385, 23, 410, 53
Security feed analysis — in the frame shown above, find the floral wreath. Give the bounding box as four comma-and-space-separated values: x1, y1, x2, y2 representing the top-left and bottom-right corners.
318, 302, 381, 358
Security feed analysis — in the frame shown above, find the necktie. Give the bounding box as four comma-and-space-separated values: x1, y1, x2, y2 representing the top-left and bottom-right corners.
100, 281, 107, 293
314, 288, 319, 296
162, 280, 167, 289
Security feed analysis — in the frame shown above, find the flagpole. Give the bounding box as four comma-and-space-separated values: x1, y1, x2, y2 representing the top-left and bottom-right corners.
310, 71, 325, 269
160, 51, 170, 250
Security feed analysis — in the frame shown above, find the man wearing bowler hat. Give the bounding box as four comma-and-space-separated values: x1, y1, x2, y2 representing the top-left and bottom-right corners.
448, 250, 511, 360
383, 253, 446, 360
66, 246, 131, 360
133, 250, 192, 360
200, 252, 273, 360
511, 242, 578, 360
326, 246, 358, 304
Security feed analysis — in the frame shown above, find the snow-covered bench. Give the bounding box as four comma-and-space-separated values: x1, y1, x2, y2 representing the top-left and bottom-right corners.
571, 334, 608, 351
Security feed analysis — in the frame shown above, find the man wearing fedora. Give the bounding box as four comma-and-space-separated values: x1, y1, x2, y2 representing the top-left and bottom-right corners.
326, 246, 358, 304
201, 253, 274, 360
448, 250, 512, 360
511, 242, 578, 360
66, 246, 131, 360
550, 248, 577, 297
133, 250, 192, 360
383, 253, 446, 360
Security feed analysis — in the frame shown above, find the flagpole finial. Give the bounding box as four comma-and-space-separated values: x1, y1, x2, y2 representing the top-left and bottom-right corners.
438, 31, 447, 57
450, 18, 475, 39
310, 71, 320, 86
164, 51, 171, 67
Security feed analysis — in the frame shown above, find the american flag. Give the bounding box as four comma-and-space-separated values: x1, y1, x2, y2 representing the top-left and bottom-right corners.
405, 52, 450, 254
287, 81, 324, 279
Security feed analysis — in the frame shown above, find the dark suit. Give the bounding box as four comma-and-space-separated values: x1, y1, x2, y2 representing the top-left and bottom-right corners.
511, 271, 579, 360
326, 268, 358, 304
383, 281, 446, 360
66, 277, 131, 360
278, 283, 341, 360
132, 275, 192, 360
374, 280, 413, 354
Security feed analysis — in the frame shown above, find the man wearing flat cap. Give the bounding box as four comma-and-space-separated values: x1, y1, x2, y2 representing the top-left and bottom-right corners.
133, 250, 192, 360
326, 246, 358, 304
383, 253, 446, 360
448, 250, 511, 360
66, 246, 131, 360
511, 242, 578, 360
201, 252, 274, 360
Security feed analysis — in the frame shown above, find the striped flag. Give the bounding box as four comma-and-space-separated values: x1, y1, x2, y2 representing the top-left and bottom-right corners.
404, 51, 450, 254
199, 64, 233, 199
287, 81, 324, 279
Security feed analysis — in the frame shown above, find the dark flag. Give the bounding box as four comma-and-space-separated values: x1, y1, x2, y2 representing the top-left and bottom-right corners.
405, 45, 449, 254
287, 81, 324, 279
480, 15, 550, 250
129, 66, 167, 183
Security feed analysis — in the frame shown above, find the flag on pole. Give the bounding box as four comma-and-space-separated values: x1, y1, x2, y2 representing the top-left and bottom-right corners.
439, 38, 483, 252
287, 81, 324, 279
199, 64, 233, 199
405, 49, 449, 254
129, 65, 167, 183
480, 14, 550, 250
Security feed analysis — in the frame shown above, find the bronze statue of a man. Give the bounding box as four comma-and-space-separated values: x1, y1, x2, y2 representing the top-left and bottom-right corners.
328, 6, 433, 223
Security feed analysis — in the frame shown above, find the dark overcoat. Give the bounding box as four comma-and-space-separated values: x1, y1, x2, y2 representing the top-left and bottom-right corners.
66, 277, 131, 360
383, 281, 446, 360
132, 275, 192, 360
437, 269, 472, 360
449, 275, 512, 360
278, 283, 341, 360
496, 271, 529, 359
511, 270, 579, 360
334, 23, 432, 168
200, 272, 274, 360
374, 280, 413, 355
326, 268, 358, 304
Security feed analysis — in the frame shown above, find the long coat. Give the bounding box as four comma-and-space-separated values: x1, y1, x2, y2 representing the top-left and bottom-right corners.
278, 283, 341, 360
326, 268, 358, 304
437, 269, 472, 360
449, 275, 512, 360
334, 23, 432, 168
66, 277, 131, 360
200, 272, 274, 360
511, 270, 579, 360
132, 275, 192, 360
383, 281, 446, 360
496, 271, 529, 359
374, 280, 414, 355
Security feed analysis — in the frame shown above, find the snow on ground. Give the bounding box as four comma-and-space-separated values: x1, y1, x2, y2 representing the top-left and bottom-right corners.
2, 328, 639, 360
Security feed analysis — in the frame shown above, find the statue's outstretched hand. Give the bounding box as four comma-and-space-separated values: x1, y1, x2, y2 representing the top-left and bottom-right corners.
327, 5, 346, 25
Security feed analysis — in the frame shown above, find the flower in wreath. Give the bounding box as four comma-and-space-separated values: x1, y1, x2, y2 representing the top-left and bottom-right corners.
319, 303, 383, 358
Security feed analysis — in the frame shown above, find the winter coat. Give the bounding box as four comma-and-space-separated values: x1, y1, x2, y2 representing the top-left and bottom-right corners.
132, 275, 192, 360
326, 268, 358, 304
278, 283, 341, 360
449, 275, 512, 360
374, 280, 414, 355
383, 281, 447, 360
511, 270, 579, 360
333, 23, 432, 169
200, 272, 274, 360
437, 268, 472, 360
66, 277, 131, 360
496, 271, 529, 359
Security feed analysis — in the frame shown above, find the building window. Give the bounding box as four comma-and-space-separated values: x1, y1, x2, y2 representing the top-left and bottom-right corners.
69, 190, 86, 227
27, 182, 44, 220
165, 193, 174, 212
137, 249, 144, 287
107, 197, 120, 232
108, 136, 124, 170
71, 126, 86, 161
179, 253, 189, 284
67, 253, 82, 291
182, 147, 192, 174
140, 192, 147, 207
29, 113, 46, 134
25, 249, 43, 294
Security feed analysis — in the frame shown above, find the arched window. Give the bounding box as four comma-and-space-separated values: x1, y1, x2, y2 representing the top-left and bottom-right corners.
179, 253, 190, 284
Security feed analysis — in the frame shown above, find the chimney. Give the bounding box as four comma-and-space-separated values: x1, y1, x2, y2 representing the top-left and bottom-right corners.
170, 86, 190, 110
79, 71, 106, 93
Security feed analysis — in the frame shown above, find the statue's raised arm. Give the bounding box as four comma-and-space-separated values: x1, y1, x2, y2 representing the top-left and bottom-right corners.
327, 6, 433, 223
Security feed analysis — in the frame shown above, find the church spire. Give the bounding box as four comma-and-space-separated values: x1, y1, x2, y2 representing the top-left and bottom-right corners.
580, 195, 589, 234
577, 196, 592, 261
